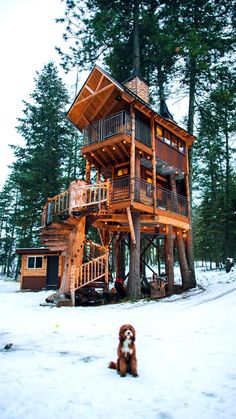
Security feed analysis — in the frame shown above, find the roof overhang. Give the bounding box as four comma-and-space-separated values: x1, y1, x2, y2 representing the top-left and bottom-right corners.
67, 65, 196, 146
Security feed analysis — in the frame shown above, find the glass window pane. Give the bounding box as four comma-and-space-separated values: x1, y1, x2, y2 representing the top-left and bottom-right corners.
35, 257, 43, 268
28, 257, 35, 268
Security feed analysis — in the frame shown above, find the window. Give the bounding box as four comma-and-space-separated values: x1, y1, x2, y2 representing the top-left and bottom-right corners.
27, 256, 43, 269
115, 166, 129, 177
156, 125, 163, 138
163, 130, 171, 145
156, 124, 186, 155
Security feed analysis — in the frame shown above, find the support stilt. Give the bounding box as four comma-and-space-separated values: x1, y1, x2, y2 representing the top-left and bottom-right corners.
165, 225, 174, 294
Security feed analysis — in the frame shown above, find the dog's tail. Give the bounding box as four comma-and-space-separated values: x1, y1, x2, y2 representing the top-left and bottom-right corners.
108, 361, 117, 370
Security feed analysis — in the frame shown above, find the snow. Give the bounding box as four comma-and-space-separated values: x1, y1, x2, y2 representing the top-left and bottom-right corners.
0, 267, 236, 419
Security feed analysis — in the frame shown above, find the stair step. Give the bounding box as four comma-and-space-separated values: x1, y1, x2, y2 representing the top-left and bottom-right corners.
81, 281, 107, 289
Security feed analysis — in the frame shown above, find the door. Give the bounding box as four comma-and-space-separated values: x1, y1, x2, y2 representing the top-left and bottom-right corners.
46, 256, 59, 289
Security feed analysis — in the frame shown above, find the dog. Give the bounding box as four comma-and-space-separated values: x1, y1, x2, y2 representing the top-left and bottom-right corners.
108, 324, 138, 377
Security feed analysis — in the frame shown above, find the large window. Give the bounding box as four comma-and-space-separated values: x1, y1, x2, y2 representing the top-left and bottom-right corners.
27, 256, 43, 269
156, 125, 186, 154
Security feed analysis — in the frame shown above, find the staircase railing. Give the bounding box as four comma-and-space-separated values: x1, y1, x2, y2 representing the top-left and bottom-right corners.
70, 181, 110, 210
41, 181, 110, 226
74, 243, 109, 289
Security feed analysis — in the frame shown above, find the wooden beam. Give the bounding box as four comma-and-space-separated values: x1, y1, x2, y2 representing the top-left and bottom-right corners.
74, 83, 114, 109
95, 74, 104, 92
151, 116, 157, 214
90, 152, 106, 168
74, 84, 114, 124
130, 104, 135, 204
165, 224, 174, 293
88, 86, 115, 121
119, 141, 130, 158
85, 84, 95, 94
127, 207, 136, 245
86, 159, 91, 183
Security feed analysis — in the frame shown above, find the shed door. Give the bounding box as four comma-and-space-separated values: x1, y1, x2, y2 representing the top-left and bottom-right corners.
46, 256, 59, 289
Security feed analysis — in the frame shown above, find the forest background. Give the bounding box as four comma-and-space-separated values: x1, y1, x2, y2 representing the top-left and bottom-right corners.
0, 0, 235, 278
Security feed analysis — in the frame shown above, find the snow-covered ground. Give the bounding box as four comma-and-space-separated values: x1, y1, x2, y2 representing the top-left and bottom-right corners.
0, 267, 236, 419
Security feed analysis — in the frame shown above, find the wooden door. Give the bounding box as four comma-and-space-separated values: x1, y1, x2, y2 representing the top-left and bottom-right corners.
46, 256, 59, 289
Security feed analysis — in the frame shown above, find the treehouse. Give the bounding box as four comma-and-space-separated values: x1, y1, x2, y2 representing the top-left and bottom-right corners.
18, 65, 196, 304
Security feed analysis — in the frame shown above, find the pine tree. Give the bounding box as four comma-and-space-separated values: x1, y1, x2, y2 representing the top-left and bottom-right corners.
12, 62, 73, 246
193, 66, 236, 264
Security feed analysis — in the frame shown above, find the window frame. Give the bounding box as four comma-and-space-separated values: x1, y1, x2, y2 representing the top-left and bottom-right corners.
27, 256, 43, 269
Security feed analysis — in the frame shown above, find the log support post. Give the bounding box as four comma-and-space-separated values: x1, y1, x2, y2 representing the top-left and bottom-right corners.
165, 225, 174, 294
127, 212, 141, 299
86, 159, 91, 184
176, 228, 190, 290
151, 116, 156, 213
130, 104, 135, 204
185, 229, 196, 288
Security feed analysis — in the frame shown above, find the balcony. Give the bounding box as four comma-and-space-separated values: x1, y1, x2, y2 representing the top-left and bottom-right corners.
83, 111, 151, 147
112, 176, 188, 217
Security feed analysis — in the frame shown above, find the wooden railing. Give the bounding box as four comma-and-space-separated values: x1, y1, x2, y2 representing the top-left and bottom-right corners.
83, 111, 131, 146
41, 190, 70, 226
41, 181, 110, 225
70, 182, 110, 210
83, 111, 151, 148
112, 176, 188, 216
135, 119, 151, 146
75, 243, 109, 289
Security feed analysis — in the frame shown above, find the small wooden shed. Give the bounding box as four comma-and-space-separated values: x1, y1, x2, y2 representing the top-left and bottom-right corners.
16, 248, 63, 291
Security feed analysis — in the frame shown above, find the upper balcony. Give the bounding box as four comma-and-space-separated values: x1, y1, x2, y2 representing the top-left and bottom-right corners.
82, 111, 187, 177
83, 111, 151, 148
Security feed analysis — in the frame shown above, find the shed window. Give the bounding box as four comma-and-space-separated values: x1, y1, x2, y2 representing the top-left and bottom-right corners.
27, 256, 43, 269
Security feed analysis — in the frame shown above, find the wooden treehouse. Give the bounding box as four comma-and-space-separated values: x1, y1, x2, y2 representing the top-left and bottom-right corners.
38, 65, 195, 304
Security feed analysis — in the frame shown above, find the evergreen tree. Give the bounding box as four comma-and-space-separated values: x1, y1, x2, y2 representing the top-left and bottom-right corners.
193, 66, 236, 263
56, 0, 178, 102
0, 177, 19, 277
12, 62, 73, 246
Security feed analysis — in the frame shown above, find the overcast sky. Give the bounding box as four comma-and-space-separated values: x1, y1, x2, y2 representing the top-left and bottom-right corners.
0, 0, 71, 188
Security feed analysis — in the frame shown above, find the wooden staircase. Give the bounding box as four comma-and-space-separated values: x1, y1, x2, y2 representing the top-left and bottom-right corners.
40, 181, 110, 305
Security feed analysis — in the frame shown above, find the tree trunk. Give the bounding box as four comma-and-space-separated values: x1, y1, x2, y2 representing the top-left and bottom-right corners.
176, 229, 190, 290
119, 239, 126, 279
165, 225, 174, 294
127, 212, 141, 298
133, 0, 140, 74
224, 114, 230, 257
185, 230, 196, 288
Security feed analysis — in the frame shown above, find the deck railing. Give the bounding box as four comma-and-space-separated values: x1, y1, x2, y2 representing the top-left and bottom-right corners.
69, 181, 110, 210
135, 119, 151, 146
112, 175, 130, 201
83, 111, 150, 147
112, 176, 188, 216
42, 181, 110, 226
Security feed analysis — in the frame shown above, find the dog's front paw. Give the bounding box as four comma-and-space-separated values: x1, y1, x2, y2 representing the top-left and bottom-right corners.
132, 373, 139, 377
120, 373, 126, 377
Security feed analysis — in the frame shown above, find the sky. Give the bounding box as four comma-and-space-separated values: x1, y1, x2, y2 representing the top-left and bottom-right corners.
0, 266, 236, 419
0, 0, 75, 188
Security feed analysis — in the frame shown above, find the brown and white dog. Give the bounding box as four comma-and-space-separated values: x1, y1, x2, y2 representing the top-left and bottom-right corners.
109, 324, 138, 377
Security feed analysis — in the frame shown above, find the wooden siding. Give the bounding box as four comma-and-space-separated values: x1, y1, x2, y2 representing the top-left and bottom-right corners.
20, 254, 63, 290
156, 138, 187, 173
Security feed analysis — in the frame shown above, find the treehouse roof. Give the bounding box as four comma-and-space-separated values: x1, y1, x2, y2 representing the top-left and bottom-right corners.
67, 65, 195, 146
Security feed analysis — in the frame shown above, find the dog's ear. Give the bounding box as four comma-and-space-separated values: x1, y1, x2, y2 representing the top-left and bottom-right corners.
130, 325, 136, 341
119, 325, 125, 341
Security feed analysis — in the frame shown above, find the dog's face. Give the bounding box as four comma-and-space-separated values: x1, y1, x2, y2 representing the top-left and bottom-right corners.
119, 324, 136, 342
